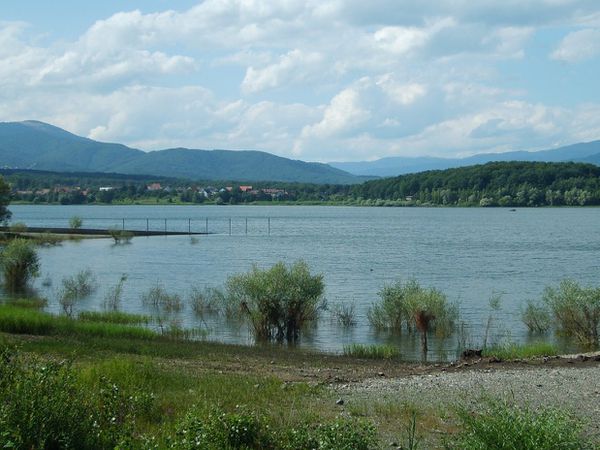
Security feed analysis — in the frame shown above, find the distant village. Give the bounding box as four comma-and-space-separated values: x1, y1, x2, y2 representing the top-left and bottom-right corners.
10, 181, 291, 204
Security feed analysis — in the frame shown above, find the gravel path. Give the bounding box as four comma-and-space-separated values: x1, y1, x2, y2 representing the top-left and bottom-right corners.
333, 362, 600, 439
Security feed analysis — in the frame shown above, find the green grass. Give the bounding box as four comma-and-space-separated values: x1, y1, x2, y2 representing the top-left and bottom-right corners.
0, 305, 156, 340
452, 398, 593, 450
3, 297, 48, 309
78, 310, 150, 325
343, 343, 401, 359
482, 342, 559, 360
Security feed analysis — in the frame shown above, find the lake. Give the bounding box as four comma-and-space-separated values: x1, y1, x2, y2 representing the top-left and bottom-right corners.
5, 204, 600, 359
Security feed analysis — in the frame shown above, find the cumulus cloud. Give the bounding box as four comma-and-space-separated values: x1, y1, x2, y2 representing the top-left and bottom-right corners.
551, 28, 600, 62
0, 1, 600, 162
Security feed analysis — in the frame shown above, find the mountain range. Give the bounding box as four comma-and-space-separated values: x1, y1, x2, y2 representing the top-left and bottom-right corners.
330, 141, 600, 176
0, 121, 365, 184
2, 120, 600, 183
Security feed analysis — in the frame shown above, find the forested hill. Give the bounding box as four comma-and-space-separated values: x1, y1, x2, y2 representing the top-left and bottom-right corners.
350, 161, 600, 206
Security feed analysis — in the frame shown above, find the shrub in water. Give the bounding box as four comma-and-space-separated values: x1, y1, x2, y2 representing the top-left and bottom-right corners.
0, 238, 40, 292
103, 274, 127, 311
58, 269, 98, 317
521, 299, 552, 334
452, 398, 592, 450
226, 261, 325, 343
69, 216, 83, 229
330, 301, 357, 327
189, 285, 224, 317
368, 279, 458, 356
142, 283, 183, 312
543, 279, 600, 347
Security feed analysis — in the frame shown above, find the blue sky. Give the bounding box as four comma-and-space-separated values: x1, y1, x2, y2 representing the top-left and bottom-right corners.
1, 1, 600, 162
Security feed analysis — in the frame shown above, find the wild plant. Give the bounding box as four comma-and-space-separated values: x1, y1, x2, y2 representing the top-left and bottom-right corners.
330, 301, 357, 327
58, 269, 97, 317
521, 299, 552, 334
103, 274, 127, 311
0, 238, 40, 292
188, 285, 223, 317
141, 283, 183, 312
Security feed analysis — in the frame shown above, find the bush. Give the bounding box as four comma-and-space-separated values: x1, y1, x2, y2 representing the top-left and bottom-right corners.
108, 227, 134, 244
58, 269, 98, 317
69, 216, 83, 229
330, 302, 357, 327
0, 350, 153, 449
172, 407, 270, 449
521, 299, 552, 334
283, 418, 378, 450
543, 279, 600, 347
142, 283, 183, 312
0, 238, 40, 291
8, 222, 27, 233
452, 398, 592, 450
189, 286, 224, 317
226, 261, 324, 343
103, 274, 127, 311
368, 279, 458, 358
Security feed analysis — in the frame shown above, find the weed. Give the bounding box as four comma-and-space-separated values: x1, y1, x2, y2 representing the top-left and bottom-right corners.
521, 299, 552, 334
78, 310, 150, 325
142, 283, 183, 312
188, 285, 223, 317
103, 274, 127, 311
451, 398, 592, 450
343, 343, 400, 360
330, 301, 357, 327
0, 238, 40, 292
58, 269, 98, 317
481, 342, 559, 360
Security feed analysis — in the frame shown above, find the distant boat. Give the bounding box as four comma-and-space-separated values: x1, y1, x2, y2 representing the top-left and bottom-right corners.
509, 209, 517, 212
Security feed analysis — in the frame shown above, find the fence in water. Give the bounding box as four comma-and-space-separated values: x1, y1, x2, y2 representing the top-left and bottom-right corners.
8, 217, 273, 236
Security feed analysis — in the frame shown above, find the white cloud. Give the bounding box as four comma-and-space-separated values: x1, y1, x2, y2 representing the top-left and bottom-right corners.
551, 28, 600, 62
242, 49, 324, 94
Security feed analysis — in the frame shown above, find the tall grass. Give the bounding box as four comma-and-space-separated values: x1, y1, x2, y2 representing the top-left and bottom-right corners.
78, 310, 150, 325
0, 305, 156, 339
343, 343, 400, 359
481, 342, 559, 360
452, 398, 592, 450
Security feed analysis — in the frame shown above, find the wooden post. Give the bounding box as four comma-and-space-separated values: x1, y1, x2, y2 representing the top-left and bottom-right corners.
245, 217, 248, 235
229, 218, 232, 236
146, 218, 149, 232
205, 217, 208, 234
164, 219, 167, 234
268, 217, 271, 236
188, 218, 191, 234
122, 218, 125, 230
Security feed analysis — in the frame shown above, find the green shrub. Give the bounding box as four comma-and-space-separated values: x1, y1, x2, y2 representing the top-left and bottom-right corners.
8, 222, 27, 233
330, 302, 357, 327
69, 216, 83, 229
142, 283, 183, 312
171, 407, 271, 449
343, 343, 400, 360
0, 238, 40, 291
58, 269, 98, 317
189, 285, 224, 317
108, 227, 133, 244
284, 418, 377, 450
452, 398, 592, 450
103, 274, 127, 311
521, 299, 552, 334
0, 351, 151, 449
543, 279, 600, 347
368, 279, 458, 358
226, 261, 325, 343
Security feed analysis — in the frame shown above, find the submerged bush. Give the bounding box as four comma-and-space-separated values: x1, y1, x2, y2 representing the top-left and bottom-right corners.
452, 398, 592, 450
543, 279, 600, 347
368, 279, 458, 357
226, 261, 324, 343
0, 238, 40, 291
330, 301, 357, 327
69, 216, 83, 229
103, 274, 127, 311
189, 285, 224, 317
58, 269, 98, 317
142, 283, 183, 312
521, 299, 552, 334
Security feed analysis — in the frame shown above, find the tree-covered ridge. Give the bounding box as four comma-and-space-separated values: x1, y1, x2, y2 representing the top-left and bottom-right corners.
350, 161, 600, 206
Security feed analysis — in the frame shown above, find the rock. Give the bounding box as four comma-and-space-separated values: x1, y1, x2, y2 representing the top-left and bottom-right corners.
461, 349, 483, 359
336, 398, 344, 406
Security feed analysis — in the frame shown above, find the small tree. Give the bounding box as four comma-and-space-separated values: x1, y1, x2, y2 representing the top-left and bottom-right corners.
543, 279, 600, 347
69, 216, 83, 229
0, 238, 40, 291
226, 261, 324, 343
368, 279, 458, 358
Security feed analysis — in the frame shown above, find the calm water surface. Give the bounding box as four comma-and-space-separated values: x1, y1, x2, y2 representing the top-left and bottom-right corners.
6, 205, 600, 359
